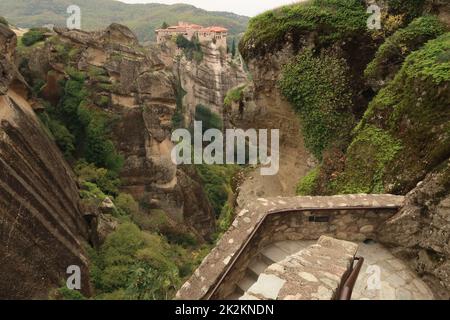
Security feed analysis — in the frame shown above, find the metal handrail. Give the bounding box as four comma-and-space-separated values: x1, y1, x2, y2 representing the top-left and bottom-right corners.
338, 256, 365, 300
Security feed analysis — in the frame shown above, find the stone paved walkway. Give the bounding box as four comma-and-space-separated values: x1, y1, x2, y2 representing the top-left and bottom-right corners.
229, 240, 434, 300
353, 242, 434, 300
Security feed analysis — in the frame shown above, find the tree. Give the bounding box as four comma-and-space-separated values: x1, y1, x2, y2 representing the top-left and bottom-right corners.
0, 17, 8, 26
161, 22, 169, 29
231, 38, 236, 58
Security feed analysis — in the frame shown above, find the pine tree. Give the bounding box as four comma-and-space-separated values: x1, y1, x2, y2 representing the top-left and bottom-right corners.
231, 38, 236, 58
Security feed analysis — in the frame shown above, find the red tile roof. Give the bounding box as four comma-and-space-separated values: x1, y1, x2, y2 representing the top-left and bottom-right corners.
156, 23, 227, 33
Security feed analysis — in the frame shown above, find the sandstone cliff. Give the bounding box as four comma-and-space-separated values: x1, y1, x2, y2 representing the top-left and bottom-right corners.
20, 24, 216, 239
226, 46, 316, 204
0, 24, 92, 299
158, 41, 247, 122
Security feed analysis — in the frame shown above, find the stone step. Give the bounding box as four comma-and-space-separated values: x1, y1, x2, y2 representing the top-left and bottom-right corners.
237, 275, 256, 293
248, 259, 269, 279
274, 240, 314, 255
260, 245, 289, 265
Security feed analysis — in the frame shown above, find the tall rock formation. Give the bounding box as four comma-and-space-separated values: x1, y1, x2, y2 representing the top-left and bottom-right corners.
0, 24, 92, 299
158, 41, 247, 122
21, 24, 216, 239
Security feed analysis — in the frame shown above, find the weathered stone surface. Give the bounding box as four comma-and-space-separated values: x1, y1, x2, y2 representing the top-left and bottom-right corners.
159, 41, 247, 121
379, 161, 450, 298
0, 25, 92, 298
235, 236, 358, 300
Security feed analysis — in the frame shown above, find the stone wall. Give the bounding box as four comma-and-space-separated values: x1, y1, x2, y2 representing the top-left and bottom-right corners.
176, 194, 404, 300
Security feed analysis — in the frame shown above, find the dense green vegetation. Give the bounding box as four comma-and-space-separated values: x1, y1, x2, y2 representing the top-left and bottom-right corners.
365, 15, 445, 84
330, 126, 403, 194
224, 85, 246, 107
0, 16, 8, 26
196, 164, 240, 239
0, 0, 248, 43
21, 28, 47, 46
39, 66, 123, 174
240, 0, 368, 58
331, 33, 450, 194
195, 104, 223, 132
89, 223, 186, 300
296, 167, 320, 196
279, 50, 355, 159
175, 34, 203, 63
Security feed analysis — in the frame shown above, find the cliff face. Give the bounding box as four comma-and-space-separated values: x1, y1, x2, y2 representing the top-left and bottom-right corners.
23, 25, 216, 239
159, 41, 247, 121
379, 162, 450, 299
0, 24, 92, 299
226, 41, 315, 203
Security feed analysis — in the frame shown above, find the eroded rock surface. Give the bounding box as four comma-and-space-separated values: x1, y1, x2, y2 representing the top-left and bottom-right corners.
24, 24, 216, 238
379, 160, 450, 298
0, 24, 92, 299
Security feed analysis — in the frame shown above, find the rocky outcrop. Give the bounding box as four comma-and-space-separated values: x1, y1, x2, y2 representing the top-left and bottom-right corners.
226, 43, 315, 202
379, 160, 450, 299
159, 41, 247, 122
0, 24, 92, 299
23, 24, 216, 239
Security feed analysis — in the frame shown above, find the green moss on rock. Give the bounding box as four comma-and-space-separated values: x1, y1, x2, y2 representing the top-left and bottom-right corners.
333, 33, 450, 194
365, 15, 446, 85
296, 167, 320, 195
279, 50, 355, 159
239, 0, 368, 59
331, 125, 403, 194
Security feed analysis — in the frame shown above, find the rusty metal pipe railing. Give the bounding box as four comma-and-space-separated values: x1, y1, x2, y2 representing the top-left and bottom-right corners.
338, 256, 365, 300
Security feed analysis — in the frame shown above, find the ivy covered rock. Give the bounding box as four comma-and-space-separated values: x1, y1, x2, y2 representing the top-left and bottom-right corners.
365, 15, 446, 90
331, 33, 450, 194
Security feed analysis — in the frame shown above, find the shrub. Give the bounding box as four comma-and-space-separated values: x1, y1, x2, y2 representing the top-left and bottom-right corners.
22, 29, 46, 47
176, 34, 203, 62
0, 17, 8, 26
79, 181, 107, 201
279, 50, 355, 159
75, 161, 121, 196
90, 222, 182, 299
296, 167, 319, 196
47, 119, 76, 158
115, 193, 139, 216
224, 85, 246, 107
52, 287, 86, 300
196, 164, 238, 218
195, 104, 223, 132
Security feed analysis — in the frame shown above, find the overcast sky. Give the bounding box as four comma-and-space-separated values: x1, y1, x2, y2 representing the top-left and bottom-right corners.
117, 0, 300, 17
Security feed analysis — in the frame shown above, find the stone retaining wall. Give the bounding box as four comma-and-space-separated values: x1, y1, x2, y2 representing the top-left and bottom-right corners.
176, 194, 404, 300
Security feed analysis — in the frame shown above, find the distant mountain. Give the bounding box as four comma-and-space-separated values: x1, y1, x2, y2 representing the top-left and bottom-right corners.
0, 0, 249, 42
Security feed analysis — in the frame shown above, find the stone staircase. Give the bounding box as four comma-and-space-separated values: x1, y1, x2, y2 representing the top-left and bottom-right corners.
227, 240, 315, 300
227, 240, 435, 300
